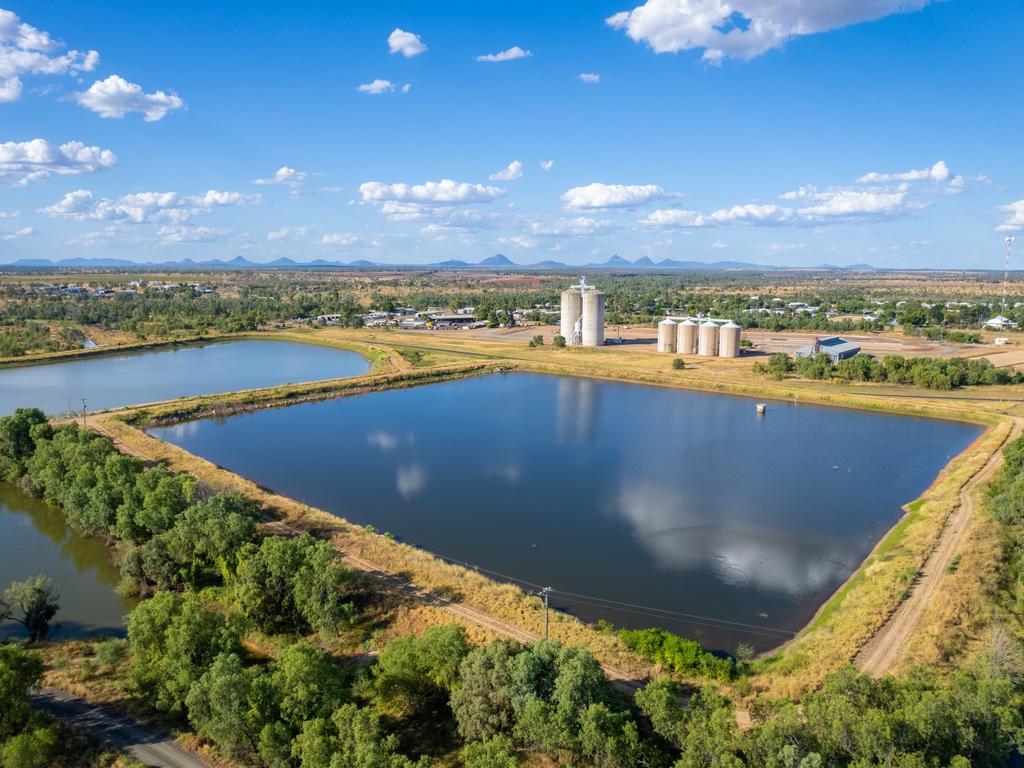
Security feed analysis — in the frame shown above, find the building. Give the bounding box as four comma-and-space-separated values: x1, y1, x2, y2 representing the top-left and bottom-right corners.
795, 336, 861, 363
984, 315, 1018, 330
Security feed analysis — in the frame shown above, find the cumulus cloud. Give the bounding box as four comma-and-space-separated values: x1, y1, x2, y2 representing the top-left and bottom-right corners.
267, 226, 311, 241
388, 28, 427, 57
530, 216, 613, 236
643, 187, 912, 229
0, 7, 99, 102
41, 188, 259, 224
475, 46, 532, 62
76, 74, 183, 121
356, 78, 409, 95
562, 182, 670, 210
253, 166, 310, 188
158, 225, 232, 244
857, 160, 950, 184
321, 232, 361, 246
540, 160, 555, 171
997, 201, 1024, 233
1, 225, 33, 240
489, 160, 523, 181
579, 72, 600, 84
0, 139, 115, 186
607, 0, 932, 62
0, 210, 18, 219
360, 179, 506, 205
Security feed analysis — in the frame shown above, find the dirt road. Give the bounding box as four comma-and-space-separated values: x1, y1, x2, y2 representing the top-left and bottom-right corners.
31, 689, 207, 768
855, 418, 1022, 677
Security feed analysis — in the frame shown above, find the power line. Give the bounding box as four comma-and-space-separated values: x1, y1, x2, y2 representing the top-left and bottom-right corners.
432, 552, 795, 639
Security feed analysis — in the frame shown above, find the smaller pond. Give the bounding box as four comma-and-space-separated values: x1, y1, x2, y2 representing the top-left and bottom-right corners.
0, 339, 369, 417
0, 484, 132, 639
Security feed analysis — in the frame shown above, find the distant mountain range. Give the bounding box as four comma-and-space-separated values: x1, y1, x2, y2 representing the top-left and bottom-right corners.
1, 253, 882, 272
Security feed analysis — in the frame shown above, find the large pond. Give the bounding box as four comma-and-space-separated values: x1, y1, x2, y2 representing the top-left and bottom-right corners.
0, 339, 368, 417
0, 484, 132, 639
151, 373, 981, 652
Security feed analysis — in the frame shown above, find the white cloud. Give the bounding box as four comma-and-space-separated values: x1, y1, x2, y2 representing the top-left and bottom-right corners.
643, 187, 912, 229
360, 179, 506, 205
267, 226, 311, 241
475, 46, 532, 62
489, 160, 523, 181
41, 188, 259, 223
857, 160, 950, 184
388, 28, 427, 57
357, 78, 409, 95
997, 201, 1024, 233
157, 225, 232, 244
396, 464, 427, 499
1, 225, 33, 240
562, 182, 670, 210
76, 74, 183, 121
712, 239, 727, 249
540, 159, 555, 171
606, 0, 932, 62
0, 210, 18, 219
321, 232, 361, 246
579, 72, 600, 84
0, 8, 99, 102
530, 216, 613, 236
0, 139, 115, 186
497, 234, 539, 249
253, 166, 310, 188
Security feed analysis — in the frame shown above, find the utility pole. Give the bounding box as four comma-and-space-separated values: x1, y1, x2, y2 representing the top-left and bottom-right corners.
1005, 235, 1016, 318
538, 586, 552, 642
81, 398, 87, 429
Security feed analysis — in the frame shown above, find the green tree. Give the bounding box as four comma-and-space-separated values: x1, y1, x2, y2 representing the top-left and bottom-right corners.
0, 408, 49, 481
374, 625, 468, 714
186, 652, 272, 761
451, 640, 523, 741
0, 726, 58, 768
0, 645, 43, 739
271, 643, 348, 729
0, 577, 60, 643
462, 735, 519, 768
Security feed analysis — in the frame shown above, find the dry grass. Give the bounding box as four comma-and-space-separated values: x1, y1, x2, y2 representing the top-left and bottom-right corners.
83, 326, 1023, 698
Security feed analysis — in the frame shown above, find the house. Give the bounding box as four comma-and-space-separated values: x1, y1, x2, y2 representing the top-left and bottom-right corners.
983, 315, 1018, 330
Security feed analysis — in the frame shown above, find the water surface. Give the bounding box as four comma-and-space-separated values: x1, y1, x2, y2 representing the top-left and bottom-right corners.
151, 373, 980, 651
0, 339, 368, 416
0, 484, 132, 639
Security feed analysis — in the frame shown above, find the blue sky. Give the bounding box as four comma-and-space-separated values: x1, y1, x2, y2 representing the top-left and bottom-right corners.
1, 0, 1022, 267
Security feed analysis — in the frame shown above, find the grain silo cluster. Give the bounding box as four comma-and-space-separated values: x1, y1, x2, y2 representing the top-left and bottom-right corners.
656, 316, 742, 358
559, 277, 605, 347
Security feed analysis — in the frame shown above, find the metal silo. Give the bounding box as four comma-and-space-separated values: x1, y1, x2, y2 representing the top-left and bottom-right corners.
677, 319, 698, 355
719, 321, 741, 358
698, 320, 719, 357
581, 289, 605, 347
560, 288, 582, 344
657, 318, 677, 353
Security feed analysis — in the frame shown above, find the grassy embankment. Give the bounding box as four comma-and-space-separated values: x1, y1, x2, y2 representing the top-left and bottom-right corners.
85, 325, 1021, 700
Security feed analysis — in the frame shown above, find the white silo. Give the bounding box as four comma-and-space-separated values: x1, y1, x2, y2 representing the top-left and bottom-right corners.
698, 320, 719, 357
677, 319, 698, 355
657, 318, 677, 353
581, 289, 605, 347
560, 288, 582, 344
719, 321, 741, 358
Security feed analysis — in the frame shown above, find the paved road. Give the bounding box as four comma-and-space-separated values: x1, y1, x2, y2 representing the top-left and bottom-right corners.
31, 689, 207, 768
855, 417, 1023, 677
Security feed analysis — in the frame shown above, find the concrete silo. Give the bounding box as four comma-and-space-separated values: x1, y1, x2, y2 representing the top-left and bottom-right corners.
677, 319, 698, 355
560, 288, 582, 344
698, 320, 719, 357
718, 321, 741, 358
657, 319, 677, 353
581, 289, 605, 347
